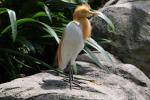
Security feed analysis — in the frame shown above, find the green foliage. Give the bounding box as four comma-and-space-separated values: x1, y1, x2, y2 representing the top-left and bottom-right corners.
0, 0, 114, 83
0, 8, 17, 42
0, 0, 63, 83
96, 11, 115, 32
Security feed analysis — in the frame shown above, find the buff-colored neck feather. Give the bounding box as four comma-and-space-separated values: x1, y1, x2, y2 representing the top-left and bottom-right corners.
73, 4, 92, 40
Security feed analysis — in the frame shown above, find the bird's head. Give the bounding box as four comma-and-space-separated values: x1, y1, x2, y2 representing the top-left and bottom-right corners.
73, 3, 97, 20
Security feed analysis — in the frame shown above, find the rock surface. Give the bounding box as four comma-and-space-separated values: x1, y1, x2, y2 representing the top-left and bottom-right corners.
0, 52, 150, 100
91, 0, 150, 78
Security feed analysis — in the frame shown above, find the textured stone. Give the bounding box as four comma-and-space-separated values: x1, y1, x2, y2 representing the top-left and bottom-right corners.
91, 0, 150, 78
0, 52, 150, 100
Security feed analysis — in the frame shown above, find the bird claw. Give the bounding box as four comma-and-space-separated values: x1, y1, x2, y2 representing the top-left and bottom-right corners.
63, 78, 85, 89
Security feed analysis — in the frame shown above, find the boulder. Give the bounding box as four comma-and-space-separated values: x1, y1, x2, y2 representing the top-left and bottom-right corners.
0, 52, 150, 100
104, 0, 143, 7
91, 0, 150, 78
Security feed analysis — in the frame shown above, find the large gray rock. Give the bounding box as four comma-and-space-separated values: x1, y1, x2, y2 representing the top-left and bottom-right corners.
0, 52, 150, 100
104, 0, 146, 7
91, 0, 150, 78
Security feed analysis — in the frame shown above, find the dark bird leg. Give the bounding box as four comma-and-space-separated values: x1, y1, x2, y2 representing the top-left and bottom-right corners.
63, 62, 84, 89
69, 64, 74, 89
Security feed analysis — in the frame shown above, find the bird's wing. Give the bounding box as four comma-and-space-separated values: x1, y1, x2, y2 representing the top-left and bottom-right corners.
56, 21, 84, 70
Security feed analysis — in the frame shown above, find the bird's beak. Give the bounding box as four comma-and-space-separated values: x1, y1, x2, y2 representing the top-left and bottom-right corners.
88, 10, 98, 17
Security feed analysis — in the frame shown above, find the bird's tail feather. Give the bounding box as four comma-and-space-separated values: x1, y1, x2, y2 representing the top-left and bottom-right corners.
55, 34, 64, 69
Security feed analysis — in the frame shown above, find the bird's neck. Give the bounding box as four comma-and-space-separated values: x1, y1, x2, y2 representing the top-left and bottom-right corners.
73, 18, 92, 41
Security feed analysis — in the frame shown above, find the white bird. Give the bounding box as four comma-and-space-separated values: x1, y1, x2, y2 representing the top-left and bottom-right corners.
55, 3, 97, 89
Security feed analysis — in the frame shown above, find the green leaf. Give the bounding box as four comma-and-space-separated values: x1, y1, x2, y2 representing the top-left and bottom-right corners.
86, 38, 107, 53
0, 48, 52, 69
0, 48, 65, 75
0, 8, 7, 14
61, 0, 88, 4
5, 53, 18, 79
1, 18, 34, 35
38, 21, 60, 43
86, 38, 114, 70
0, 8, 17, 42
43, 4, 52, 23
11, 56, 32, 68
83, 46, 104, 68
42, 27, 60, 43
32, 11, 47, 18
96, 11, 115, 32
52, 27, 64, 33
17, 37, 36, 53
1, 18, 60, 44
7, 9, 17, 42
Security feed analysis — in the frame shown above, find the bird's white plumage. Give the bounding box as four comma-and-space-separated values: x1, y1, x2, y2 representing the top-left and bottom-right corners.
58, 21, 84, 71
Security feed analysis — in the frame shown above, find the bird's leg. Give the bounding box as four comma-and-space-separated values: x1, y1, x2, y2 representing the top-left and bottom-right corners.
69, 64, 73, 89
69, 64, 85, 89
71, 63, 78, 81
63, 63, 84, 89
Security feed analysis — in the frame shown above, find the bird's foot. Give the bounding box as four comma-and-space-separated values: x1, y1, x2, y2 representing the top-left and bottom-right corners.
63, 77, 85, 89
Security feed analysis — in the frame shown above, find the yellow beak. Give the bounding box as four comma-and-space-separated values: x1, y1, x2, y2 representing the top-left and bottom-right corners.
87, 11, 98, 17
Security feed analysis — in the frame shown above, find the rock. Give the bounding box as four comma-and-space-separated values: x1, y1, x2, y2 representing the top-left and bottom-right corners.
91, 0, 150, 78
0, 52, 150, 100
104, 0, 143, 7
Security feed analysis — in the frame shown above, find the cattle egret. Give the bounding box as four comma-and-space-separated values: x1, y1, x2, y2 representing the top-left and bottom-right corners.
55, 3, 97, 89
